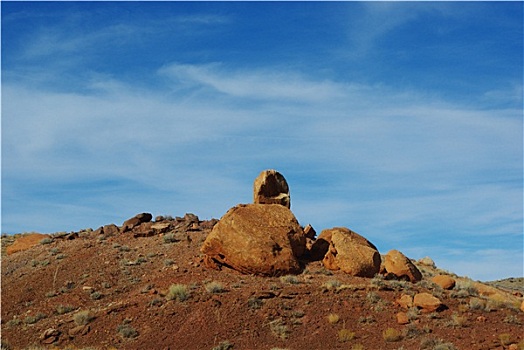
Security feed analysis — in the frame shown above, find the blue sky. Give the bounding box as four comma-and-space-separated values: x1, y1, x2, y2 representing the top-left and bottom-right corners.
1, 1, 522, 281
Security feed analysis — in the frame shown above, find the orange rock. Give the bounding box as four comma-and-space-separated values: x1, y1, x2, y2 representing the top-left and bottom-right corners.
6, 233, 49, 255
396, 294, 414, 309
253, 169, 290, 208
201, 204, 305, 276
384, 250, 422, 282
318, 227, 381, 277
520, 300, 524, 313
413, 292, 443, 312
431, 274, 456, 290
396, 312, 409, 325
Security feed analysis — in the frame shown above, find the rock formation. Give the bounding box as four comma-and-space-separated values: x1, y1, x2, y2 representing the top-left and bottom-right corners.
383, 249, 422, 282
312, 227, 381, 277
200, 204, 306, 276
253, 169, 290, 208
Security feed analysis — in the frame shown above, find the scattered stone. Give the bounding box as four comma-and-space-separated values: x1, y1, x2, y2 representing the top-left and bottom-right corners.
414, 292, 443, 312
122, 213, 153, 232
184, 213, 199, 224
396, 294, 414, 309
253, 169, 290, 208
6, 233, 50, 255
201, 203, 305, 276
200, 219, 219, 230
155, 215, 165, 222
94, 224, 120, 236
432, 274, 456, 290
317, 227, 381, 277
417, 256, 436, 268
396, 312, 409, 325
383, 250, 422, 282
40, 328, 61, 344
476, 316, 487, 323
68, 325, 90, 336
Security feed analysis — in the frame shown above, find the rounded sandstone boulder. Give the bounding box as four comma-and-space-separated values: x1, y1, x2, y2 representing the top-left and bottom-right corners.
383, 249, 422, 282
200, 204, 306, 276
313, 227, 381, 277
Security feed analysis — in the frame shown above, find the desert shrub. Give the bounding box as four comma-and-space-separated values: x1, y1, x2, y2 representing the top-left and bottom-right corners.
366, 291, 381, 304
0, 339, 11, 350
351, 345, 365, 350
322, 279, 342, 291
90, 291, 102, 300
451, 280, 478, 298
163, 233, 179, 244
406, 307, 421, 321
404, 324, 424, 339
24, 313, 47, 324
211, 341, 234, 350
420, 337, 457, 350
117, 322, 138, 339
358, 315, 376, 325
503, 314, 522, 325
6, 318, 21, 328
445, 313, 467, 328
205, 281, 226, 294
371, 274, 386, 289
327, 313, 340, 324
247, 297, 263, 310
338, 329, 356, 342
164, 259, 175, 266
166, 284, 189, 301
40, 237, 54, 245
382, 328, 403, 342
55, 253, 66, 260
280, 275, 300, 284
269, 318, 289, 339
119, 245, 131, 252
74, 310, 94, 326
45, 291, 57, 298
56, 304, 76, 315
499, 333, 515, 346
468, 297, 487, 311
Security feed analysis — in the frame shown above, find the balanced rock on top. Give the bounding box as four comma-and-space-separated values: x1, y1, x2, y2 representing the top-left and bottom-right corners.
253, 169, 290, 209
200, 203, 306, 276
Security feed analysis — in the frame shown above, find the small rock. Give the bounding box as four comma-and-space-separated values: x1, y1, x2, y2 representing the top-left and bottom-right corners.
40, 328, 61, 344
396, 312, 409, 325
68, 325, 90, 336
122, 213, 152, 232
396, 294, 414, 309
417, 256, 436, 268
431, 275, 456, 290
303, 224, 316, 240
476, 316, 487, 322
82, 286, 94, 292
414, 292, 443, 312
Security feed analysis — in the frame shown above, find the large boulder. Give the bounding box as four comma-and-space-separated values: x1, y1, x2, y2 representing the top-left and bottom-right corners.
313, 227, 381, 277
200, 204, 306, 276
253, 169, 290, 209
383, 249, 422, 282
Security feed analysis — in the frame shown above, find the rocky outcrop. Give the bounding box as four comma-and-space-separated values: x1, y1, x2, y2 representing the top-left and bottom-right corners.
313, 227, 381, 277
253, 169, 290, 208
6, 233, 50, 255
383, 249, 422, 282
121, 213, 153, 232
201, 204, 306, 276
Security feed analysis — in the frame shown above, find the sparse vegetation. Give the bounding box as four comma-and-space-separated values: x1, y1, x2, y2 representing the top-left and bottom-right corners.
269, 318, 289, 339
338, 328, 356, 342
503, 314, 522, 325
40, 237, 54, 245
498, 333, 514, 346
56, 304, 76, 315
117, 321, 138, 339
327, 313, 340, 324
24, 313, 47, 324
166, 283, 189, 301
382, 328, 403, 342
163, 233, 179, 244
90, 291, 102, 300
247, 297, 263, 310
211, 341, 234, 350
74, 310, 94, 326
420, 337, 457, 350
205, 281, 226, 293
322, 279, 342, 291
280, 275, 300, 284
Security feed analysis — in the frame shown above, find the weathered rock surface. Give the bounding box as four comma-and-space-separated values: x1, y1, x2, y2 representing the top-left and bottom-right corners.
432, 274, 456, 290
253, 169, 290, 208
396, 294, 414, 309
122, 213, 153, 232
6, 233, 50, 255
383, 249, 422, 282
94, 224, 120, 236
414, 292, 443, 312
201, 204, 305, 276
313, 227, 381, 277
